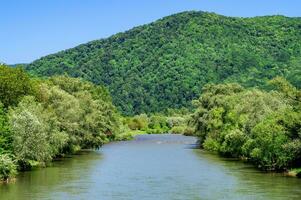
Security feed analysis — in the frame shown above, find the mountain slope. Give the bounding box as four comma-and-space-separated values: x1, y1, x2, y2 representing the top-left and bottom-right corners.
26, 11, 301, 115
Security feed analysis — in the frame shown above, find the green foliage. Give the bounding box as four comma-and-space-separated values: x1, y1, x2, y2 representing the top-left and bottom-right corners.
190, 78, 301, 170
147, 115, 170, 134
203, 137, 220, 152
8, 96, 65, 164
126, 114, 149, 130
125, 114, 188, 134
246, 107, 301, 170
268, 76, 301, 102
220, 129, 247, 157
0, 70, 121, 172
167, 117, 186, 128
167, 116, 189, 134
183, 127, 195, 136
0, 154, 17, 181
189, 83, 244, 144
170, 126, 186, 134
0, 64, 37, 108
32, 76, 122, 153
0, 103, 12, 154
26, 11, 301, 115
148, 115, 167, 129
0, 65, 122, 178
114, 130, 146, 141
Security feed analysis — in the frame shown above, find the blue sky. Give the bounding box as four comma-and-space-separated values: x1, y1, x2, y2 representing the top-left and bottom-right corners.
1, 0, 300, 64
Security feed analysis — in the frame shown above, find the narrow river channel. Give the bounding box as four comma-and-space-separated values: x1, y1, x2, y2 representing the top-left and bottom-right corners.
1, 134, 301, 200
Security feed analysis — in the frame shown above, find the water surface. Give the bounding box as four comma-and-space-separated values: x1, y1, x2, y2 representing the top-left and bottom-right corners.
1, 134, 301, 200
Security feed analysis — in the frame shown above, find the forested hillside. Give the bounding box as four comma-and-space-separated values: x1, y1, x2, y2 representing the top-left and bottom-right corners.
26, 11, 301, 115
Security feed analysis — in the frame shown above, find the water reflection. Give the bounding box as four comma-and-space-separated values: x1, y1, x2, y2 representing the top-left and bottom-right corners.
0, 151, 103, 200
1, 134, 301, 200
193, 149, 301, 200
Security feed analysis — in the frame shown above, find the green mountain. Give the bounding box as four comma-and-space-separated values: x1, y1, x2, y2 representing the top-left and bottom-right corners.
26, 11, 301, 115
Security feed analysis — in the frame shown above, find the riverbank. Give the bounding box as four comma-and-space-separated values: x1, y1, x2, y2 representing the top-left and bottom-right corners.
114, 130, 147, 141
114, 130, 301, 179
288, 168, 301, 178
0, 130, 146, 184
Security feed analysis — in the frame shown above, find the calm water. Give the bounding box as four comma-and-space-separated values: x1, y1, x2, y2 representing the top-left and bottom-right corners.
1, 134, 301, 200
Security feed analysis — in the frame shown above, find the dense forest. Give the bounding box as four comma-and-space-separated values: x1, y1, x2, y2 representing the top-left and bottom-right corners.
26, 11, 301, 115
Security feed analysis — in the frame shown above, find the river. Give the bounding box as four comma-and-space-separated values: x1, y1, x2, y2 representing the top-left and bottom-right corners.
1, 134, 301, 200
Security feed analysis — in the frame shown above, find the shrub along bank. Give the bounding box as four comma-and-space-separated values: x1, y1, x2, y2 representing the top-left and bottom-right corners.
123, 109, 193, 135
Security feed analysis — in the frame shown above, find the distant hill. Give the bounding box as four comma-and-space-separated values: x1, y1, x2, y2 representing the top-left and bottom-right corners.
10, 63, 27, 68
26, 11, 301, 115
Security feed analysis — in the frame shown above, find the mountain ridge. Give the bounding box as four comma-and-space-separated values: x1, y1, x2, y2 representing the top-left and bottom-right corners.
26, 11, 301, 115
28, 11, 299, 63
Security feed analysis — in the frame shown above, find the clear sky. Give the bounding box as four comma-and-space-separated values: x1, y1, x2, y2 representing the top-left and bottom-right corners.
1, 0, 300, 64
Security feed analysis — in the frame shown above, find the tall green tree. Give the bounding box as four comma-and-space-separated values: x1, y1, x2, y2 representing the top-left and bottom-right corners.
0, 64, 36, 108
0, 103, 12, 154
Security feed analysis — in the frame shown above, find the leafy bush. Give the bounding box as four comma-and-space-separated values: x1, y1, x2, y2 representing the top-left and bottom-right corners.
115, 130, 146, 141
166, 117, 186, 128
149, 115, 168, 129
170, 126, 186, 134
183, 127, 195, 136
127, 114, 149, 130
220, 129, 247, 157
126, 114, 173, 134
0, 64, 37, 108
0, 103, 12, 154
246, 107, 301, 170
0, 154, 17, 181
203, 138, 220, 152
9, 96, 60, 164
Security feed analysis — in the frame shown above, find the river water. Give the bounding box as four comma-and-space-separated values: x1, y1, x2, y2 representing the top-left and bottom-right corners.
1, 134, 301, 200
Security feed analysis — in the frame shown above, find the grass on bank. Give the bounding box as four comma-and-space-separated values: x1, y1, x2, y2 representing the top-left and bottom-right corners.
288, 168, 301, 177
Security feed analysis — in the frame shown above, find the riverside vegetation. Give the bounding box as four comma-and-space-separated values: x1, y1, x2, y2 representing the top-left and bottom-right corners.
189, 77, 301, 173
0, 64, 125, 182
0, 64, 189, 182
1, 11, 301, 181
